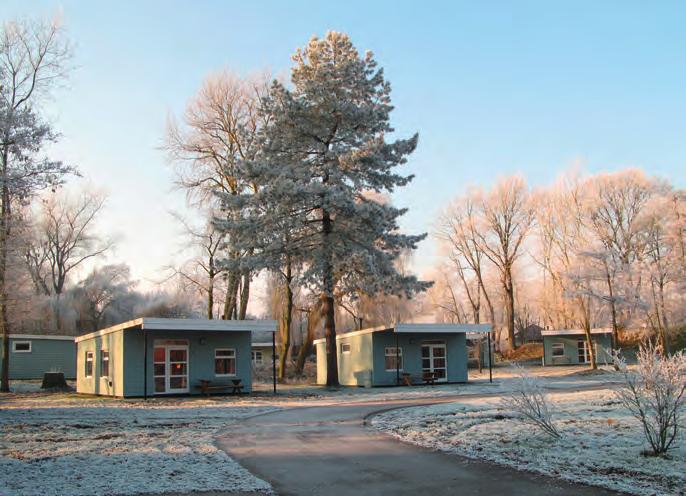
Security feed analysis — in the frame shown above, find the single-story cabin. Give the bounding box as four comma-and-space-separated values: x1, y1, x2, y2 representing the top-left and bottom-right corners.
542, 328, 614, 366
251, 342, 275, 367
75, 318, 276, 397
0, 334, 76, 379
314, 323, 492, 387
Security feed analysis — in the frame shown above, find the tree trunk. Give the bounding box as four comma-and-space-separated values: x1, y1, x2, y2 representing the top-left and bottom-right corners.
604, 262, 619, 346
222, 268, 239, 320
657, 277, 671, 355
504, 269, 516, 351
321, 206, 339, 387
579, 296, 597, 370
238, 270, 250, 320
0, 144, 11, 392
278, 264, 293, 382
295, 301, 321, 376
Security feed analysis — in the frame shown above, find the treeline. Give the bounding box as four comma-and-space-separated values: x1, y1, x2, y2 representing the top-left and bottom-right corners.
431, 170, 686, 366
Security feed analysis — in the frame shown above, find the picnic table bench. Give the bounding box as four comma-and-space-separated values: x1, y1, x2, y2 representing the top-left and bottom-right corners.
197, 379, 244, 396
422, 371, 438, 385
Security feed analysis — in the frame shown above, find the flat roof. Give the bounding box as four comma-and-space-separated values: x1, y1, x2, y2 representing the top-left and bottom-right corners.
313, 323, 492, 345
9, 334, 75, 341
76, 318, 277, 343
541, 328, 613, 336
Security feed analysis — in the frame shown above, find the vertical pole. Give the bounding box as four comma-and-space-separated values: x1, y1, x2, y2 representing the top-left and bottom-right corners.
487, 331, 493, 383
143, 329, 148, 400
272, 331, 277, 395
395, 333, 400, 386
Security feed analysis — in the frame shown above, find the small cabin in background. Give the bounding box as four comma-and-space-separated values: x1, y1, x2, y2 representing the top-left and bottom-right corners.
542, 328, 613, 366
315, 323, 491, 387
0, 334, 76, 380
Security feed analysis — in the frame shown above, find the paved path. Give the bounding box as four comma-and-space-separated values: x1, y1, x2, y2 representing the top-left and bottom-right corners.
217, 392, 620, 496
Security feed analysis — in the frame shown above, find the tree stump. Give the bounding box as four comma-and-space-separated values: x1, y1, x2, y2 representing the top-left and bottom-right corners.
41, 372, 67, 389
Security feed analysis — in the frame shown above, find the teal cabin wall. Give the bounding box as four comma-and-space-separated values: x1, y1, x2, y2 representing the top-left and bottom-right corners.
123, 329, 252, 397
543, 334, 613, 366
76, 330, 124, 396
372, 331, 468, 386
2, 337, 76, 380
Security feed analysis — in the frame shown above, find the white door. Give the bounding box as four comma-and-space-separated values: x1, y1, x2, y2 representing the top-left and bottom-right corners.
421, 343, 448, 382
153, 344, 189, 394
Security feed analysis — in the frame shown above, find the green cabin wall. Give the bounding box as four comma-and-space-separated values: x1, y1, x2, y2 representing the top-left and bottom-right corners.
542, 334, 613, 366
337, 333, 374, 387
251, 345, 274, 366
76, 330, 124, 396
1, 337, 76, 380
315, 341, 326, 385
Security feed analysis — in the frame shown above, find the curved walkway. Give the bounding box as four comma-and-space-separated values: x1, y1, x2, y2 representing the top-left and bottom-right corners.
217, 392, 620, 496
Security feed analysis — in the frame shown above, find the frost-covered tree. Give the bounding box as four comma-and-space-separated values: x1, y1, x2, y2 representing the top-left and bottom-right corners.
221, 32, 429, 386
0, 18, 74, 392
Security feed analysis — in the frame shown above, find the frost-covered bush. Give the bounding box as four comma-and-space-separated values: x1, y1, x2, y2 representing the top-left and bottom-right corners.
613, 344, 686, 456
500, 364, 561, 439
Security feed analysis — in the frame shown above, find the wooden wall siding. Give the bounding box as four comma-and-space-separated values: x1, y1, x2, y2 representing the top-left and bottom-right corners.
1, 338, 76, 380
542, 334, 613, 366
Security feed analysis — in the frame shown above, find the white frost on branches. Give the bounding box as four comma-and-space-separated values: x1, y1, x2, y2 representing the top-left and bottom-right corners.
612, 345, 686, 456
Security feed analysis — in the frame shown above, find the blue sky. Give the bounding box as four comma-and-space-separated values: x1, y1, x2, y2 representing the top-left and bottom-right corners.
1, 1, 685, 286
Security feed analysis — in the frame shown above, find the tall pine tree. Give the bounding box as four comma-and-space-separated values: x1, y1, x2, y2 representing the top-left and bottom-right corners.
220, 32, 428, 386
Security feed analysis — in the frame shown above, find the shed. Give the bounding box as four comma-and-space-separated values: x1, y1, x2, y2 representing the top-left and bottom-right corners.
314, 323, 492, 387
75, 318, 277, 397
542, 328, 614, 366
0, 334, 76, 380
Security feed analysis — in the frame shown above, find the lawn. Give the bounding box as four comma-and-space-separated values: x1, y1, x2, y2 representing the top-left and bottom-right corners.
371, 388, 685, 496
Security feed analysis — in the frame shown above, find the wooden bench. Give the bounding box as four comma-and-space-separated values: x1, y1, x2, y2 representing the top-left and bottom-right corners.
400, 372, 413, 386
197, 379, 244, 396
422, 372, 438, 385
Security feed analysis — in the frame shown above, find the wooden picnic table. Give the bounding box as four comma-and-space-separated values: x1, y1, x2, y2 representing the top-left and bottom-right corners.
197, 379, 244, 396
422, 372, 437, 385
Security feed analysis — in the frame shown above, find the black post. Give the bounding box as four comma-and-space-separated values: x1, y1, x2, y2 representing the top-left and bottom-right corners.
487, 331, 493, 384
143, 328, 148, 400
272, 331, 277, 394
395, 333, 400, 386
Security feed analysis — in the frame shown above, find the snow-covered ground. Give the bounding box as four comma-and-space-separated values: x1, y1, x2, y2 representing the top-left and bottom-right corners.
372, 388, 685, 496
0, 392, 276, 496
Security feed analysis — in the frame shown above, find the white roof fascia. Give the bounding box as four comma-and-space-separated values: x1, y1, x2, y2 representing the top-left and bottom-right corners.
252, 342, 274, 347
9, 334, 75, 341
76, 318, 277, 343
395, 323, 492, 334
541, 328, 613, 336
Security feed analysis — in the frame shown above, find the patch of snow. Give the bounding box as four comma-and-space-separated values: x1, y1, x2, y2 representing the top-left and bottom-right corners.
371, 389, 685, 496
0, 395, 276, 495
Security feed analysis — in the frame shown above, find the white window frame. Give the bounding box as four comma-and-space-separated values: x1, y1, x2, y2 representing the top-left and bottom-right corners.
251, 350, 263, 366
341, 343, 351, 354
12, 341, 31, 353
384, 346, 403, 372
551, 342, 565, 357
215, 348, 237, 377
100, 350, 110, 378
85, 351, 94, 378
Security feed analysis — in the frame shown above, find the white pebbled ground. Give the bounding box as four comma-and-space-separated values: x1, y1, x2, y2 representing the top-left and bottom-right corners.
371, 388, 686, 496
0, 392, 275, 496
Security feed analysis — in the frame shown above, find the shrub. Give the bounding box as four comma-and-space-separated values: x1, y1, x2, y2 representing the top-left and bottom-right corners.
501, 364, 562, 439
612, 344, 686, 456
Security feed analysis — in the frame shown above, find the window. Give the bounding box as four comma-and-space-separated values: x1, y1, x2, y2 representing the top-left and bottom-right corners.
215, 349, 236, 376
85, 351, 94, 378
101, 350, 110, 377
251, 350, 263, 365
341, 343, 351, 354
385, 347, 403, 371
12, 341, 31, 353
551, 343, 565, 357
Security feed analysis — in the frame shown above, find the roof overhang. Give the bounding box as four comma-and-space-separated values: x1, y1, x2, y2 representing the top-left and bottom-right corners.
76, 318, 278, 343
541, 328, 613, 336
9, 334, 75, 341
313, 323, 493, 344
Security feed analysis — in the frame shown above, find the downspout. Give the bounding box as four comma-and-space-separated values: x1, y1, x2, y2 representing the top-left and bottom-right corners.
272, 331, 276, 395
143, 327, 148, 400
395, 332, 400, 386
